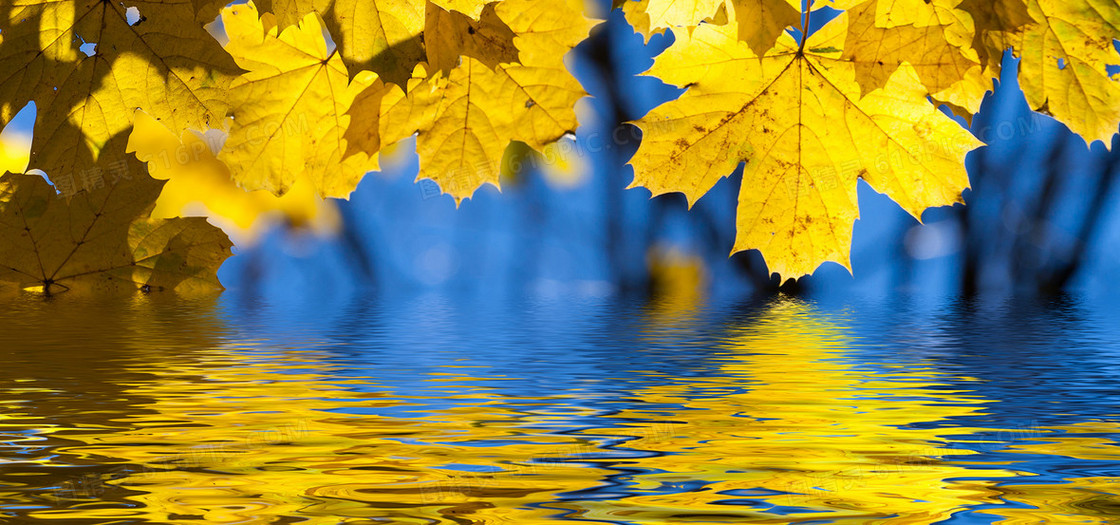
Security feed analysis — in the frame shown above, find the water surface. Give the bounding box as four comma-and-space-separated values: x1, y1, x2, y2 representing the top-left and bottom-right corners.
2, 292, 1119, 523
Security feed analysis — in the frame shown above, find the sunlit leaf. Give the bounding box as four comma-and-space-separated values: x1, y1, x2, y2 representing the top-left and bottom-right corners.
348, 0, 594, 202
1014, 0, 1120, 145
218, 2, 389, 198
628, 13, 982, 278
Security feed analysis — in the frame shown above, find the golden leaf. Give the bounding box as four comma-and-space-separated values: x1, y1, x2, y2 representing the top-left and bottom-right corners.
218, 2, 390, 198
347, 0, 594, 202
1014, 0, 1120, 145
628, 13, 983, 278
256, 0, 426, 86
842, 0, 978, 97
729, 0, 801, 55
863, 0, 1002, 117
621, 0, 739, 42
423, 1, 519, 74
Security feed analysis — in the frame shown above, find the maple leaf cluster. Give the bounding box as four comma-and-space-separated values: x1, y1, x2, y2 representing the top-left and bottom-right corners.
0, 0, 594, 199
624, 0, 1120, 277
0, 0, 1116, 292
0, 0, 593, 292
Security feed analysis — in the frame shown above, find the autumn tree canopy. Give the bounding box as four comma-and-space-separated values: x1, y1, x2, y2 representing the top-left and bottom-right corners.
0, 0, 1117, 292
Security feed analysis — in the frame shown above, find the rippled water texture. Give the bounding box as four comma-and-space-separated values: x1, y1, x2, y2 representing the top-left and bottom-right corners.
2, 293, 1119, 524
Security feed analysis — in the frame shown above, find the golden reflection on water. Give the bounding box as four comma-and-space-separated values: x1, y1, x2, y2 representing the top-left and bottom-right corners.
986, 421, 1120, 523
2, 296, 1119, 523
577, 299, 1016, 523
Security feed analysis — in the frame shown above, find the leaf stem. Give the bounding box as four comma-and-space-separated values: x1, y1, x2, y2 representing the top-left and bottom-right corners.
798, 0, 815, 54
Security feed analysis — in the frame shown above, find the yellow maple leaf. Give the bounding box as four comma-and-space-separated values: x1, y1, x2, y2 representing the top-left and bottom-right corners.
628, 12, 983, 278
255, 0, 426, 86
620, 0, 741, 42
859, 0, 1002, 119
957, 0, 1032, 71
0, 0, 239, 190
946, 0, 1120, 142
1013, 0, 1120, 145
423, 1, 519, 75
0, 158, 232, 294
218, 2, 392, 198
348, 0, 594, 202
495, 0, 595, 70
729, 0, 801, 55
394, 59, 521, 199
620, 0, 851, 55
842, 0, 977, 98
